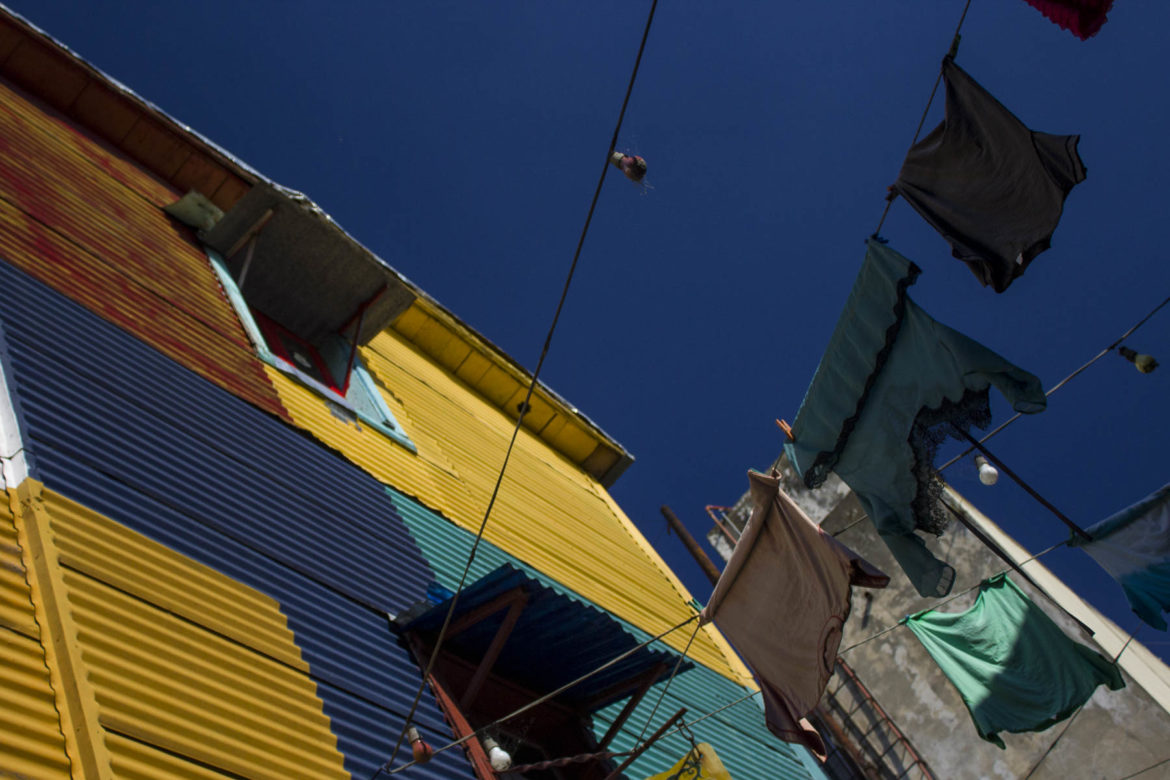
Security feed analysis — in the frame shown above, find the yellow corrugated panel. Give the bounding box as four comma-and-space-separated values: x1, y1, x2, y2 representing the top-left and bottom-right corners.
105, 733, 236, 780
63, 570, 347, 779
0, 627, 71, 778
45, 491, 308, 672
270, 331, 752, 685
0, 495, 38, 637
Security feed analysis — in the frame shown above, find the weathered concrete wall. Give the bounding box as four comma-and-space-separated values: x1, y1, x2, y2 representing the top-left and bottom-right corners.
715, 455, 1170, 780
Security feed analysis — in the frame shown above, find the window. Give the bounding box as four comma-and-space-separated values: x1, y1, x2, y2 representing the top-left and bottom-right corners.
207, 248, 416, 452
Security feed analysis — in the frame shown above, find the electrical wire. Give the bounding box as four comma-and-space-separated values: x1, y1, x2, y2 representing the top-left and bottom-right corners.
1020, 630, 1138, 780
381, 613, 697, 777
936, 291, 1170, 473
633, 620, 703, 748
873, 0, 974, 237
380, 0, 661, 769
833, 289, 1170, 540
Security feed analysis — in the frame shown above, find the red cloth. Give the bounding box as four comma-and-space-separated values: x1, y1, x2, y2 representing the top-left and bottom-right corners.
1021, 0, 1114, 40
701, 471, 888, 760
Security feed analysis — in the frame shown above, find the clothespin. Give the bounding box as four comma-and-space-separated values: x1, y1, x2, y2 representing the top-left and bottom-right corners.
688, 598, 704, 613
775, 419, 794, 442
946, 33, 961, 61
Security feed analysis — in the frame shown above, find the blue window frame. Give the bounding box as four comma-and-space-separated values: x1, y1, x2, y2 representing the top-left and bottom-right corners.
206, 248, 416, 452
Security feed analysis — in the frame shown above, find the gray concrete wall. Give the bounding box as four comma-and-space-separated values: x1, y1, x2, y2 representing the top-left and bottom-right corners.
714, 456, 1170, 780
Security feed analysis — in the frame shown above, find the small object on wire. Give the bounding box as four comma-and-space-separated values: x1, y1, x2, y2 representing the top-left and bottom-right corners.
974, 455, 999, 486
610, 151, 647, 182
407, 726, 433, 764
1117, 345, 1159, 374
482, 736, 512, 772
775, 418, 794, 441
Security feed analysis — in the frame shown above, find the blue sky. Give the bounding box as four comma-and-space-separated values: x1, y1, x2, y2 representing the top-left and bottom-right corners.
11, 1, 1169, 662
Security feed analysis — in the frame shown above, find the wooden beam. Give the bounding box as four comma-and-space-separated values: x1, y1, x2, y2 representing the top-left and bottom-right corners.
405, 635, 496, 780
597, 662, 669, 749
447, 586, 528, 639
460, 594, 528, 711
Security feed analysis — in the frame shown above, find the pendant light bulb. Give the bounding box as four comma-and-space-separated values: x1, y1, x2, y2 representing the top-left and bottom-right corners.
1118, 346, 1159, 374
482, 736, 512, 772
407, 726, 433, 764
974, 455, 998, 486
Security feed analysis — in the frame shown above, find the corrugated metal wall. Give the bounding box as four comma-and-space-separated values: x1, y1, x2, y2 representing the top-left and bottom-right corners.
0, 490, 71, 779
50, 489, 350, 779
0, 262, 476, 780
0, 77, 288, 420
393, 487, 819, 780
269, 325, 750, 685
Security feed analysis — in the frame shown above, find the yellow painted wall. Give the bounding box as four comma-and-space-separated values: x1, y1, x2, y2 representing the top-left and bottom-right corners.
6, 481, 349, 779
266, 329, 753, 686
0, 490, 71, 779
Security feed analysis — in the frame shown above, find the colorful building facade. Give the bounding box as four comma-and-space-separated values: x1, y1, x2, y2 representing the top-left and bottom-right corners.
0, 9, 822, 780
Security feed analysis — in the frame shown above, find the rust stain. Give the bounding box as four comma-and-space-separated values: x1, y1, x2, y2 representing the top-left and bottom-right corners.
0, 82, 289, 421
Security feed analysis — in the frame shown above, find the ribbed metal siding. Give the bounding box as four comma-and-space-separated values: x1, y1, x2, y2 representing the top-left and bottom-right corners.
49, 499, 350, 779
393, 489, 818, 780
0, 498, 71, 779
0, 80, 288, 420
0, 259, 431, 616
0, 265, 474, 779
271, 324, 746, 682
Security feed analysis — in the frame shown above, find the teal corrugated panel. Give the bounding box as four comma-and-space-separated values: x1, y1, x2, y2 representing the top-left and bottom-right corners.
389, 487, 821, 780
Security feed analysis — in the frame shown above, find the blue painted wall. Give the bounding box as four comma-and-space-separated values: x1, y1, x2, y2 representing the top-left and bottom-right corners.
0, 258, 475, 779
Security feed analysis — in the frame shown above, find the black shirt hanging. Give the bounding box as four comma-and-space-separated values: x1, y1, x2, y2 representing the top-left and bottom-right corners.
892, 58, 1086, 293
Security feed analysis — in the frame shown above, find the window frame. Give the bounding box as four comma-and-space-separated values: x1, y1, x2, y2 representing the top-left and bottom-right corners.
206, 248, 416, 452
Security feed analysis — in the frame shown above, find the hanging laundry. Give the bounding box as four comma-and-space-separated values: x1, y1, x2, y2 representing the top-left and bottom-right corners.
785, 240, 1047, 597
1021, 0, 1114, 40
610, 151, 647, 182
1070, 483, 1170, 630
700, 470, 889, 759
892, 58, 1086, 292
905, 574, 1125, 748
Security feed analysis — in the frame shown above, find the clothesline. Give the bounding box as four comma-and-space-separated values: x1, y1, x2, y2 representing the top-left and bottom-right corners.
872, 0, 974, 237
837, 538, 1067, 656
382, 0, 662, 769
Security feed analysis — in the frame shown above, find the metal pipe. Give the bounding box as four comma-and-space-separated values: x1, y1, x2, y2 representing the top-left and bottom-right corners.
661, 505, 722, 586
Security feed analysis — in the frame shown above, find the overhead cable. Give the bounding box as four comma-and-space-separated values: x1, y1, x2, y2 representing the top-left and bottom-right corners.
380, 0, 661, 771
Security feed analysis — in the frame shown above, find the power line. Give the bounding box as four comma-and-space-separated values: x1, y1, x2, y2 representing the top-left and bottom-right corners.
936, 291, 1170, 473
379, 0, 662, 770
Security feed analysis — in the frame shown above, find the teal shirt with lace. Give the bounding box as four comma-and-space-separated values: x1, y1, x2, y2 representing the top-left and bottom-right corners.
785, 240, 1046, 596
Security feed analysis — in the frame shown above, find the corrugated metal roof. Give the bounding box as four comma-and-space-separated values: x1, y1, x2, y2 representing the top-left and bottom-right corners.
269, 327, 751, 685
407, 564, 690, 709
394, 492, 820, 780
0, 493, 72, 779
0, 78, 288, 420
0, 264, 476, 779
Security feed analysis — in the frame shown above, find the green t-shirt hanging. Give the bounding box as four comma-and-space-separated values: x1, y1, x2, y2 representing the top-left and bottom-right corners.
905, 574, 1124, 748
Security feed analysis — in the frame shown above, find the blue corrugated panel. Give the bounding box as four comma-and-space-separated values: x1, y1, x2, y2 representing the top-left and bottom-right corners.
0, 259, 474, 779
391, 486, 822, 780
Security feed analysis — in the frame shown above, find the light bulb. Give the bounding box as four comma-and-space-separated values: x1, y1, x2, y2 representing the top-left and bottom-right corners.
1118, 346, 1159, 374
407, 726, 433, 764
975, 455, 998, 486
482, 737, 512, 772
